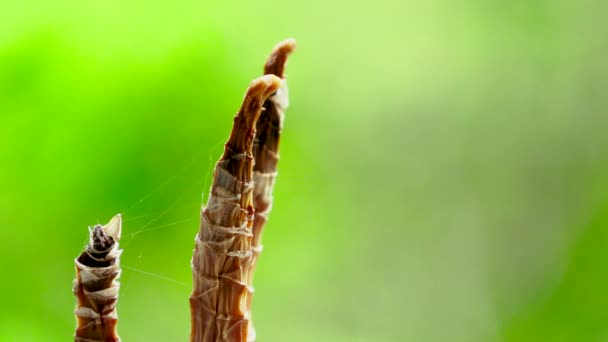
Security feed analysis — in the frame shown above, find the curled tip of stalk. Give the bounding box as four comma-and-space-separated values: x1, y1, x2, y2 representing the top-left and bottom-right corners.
102, 213, 122, 241
264, 38, 296, 78
225, 75, 282, 156
244, 74, 283, 112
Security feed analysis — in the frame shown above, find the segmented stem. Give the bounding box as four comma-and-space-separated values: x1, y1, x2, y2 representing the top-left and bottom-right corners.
247, 38, 296, 341
73, 214, 122, 342
190, 75, 282, 342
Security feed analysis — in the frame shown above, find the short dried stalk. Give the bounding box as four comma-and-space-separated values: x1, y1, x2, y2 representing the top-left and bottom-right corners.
73, 214, 123, 342
247, 38, 296, 341
190, 75, 282, 342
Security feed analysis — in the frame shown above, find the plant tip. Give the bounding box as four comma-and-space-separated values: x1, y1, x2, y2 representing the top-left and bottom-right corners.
102, 213, 122, 241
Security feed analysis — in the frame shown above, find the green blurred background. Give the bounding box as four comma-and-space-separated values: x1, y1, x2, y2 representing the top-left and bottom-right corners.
1, 1, 608, 341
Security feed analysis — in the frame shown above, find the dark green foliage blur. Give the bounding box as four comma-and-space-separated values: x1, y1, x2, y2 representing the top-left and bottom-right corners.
1, 1, 607, 341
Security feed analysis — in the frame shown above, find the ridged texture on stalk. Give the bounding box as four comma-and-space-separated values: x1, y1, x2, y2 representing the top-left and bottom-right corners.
73, 214, 122, 342
190, 75, 282, 342
247, 38, 296, 341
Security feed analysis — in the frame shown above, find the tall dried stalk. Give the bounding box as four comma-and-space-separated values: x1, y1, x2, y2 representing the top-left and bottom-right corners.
247, 38, 296, 341
190, 74, 282, 342
73, 214, 122, 342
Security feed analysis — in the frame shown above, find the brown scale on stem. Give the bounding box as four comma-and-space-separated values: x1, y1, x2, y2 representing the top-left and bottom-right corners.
247, 38, 296, 341
73, 214, 122, 342
190, 74, 282, 342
